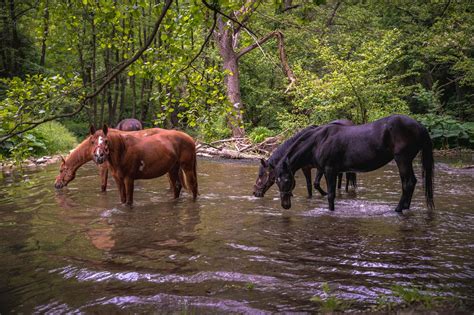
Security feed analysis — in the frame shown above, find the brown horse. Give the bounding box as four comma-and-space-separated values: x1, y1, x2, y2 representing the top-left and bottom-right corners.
54, 127, 164, 190
115, 118, 142, 131
91, 125, 198, 205
99, 119, 143, 190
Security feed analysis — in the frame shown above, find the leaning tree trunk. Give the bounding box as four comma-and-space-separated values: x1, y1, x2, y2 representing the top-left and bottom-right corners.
215, 17, 245, 138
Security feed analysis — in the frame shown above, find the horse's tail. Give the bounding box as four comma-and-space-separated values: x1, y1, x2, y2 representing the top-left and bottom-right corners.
180, 150, 198, 196
179, 167, 188, 190
346, 172, 357, 188
193, 153, 199, 195
421, 127, 435, 210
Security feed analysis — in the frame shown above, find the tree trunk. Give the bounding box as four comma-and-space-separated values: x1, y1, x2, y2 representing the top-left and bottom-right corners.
215, 17, 245, 137
91, 12, 98, 127
39, 0, 49, 67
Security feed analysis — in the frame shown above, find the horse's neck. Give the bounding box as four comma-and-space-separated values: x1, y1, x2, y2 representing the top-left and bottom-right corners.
66, 139, 92, 171
269, 126, 317, 166
287, 138, 315, 173
107, 134, 127, 169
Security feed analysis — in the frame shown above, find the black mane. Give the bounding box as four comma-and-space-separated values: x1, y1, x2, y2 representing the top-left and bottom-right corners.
268, 125, 318, 167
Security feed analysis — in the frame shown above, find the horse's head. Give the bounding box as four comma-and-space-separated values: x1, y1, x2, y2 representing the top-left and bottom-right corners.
275, 157, 295, 209
90, 124, 110, 164
253, 158, 275, 197
54, 156, 76, 189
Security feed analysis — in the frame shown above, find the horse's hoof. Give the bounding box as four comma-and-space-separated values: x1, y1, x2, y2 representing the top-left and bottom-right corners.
395, 208, 403, 213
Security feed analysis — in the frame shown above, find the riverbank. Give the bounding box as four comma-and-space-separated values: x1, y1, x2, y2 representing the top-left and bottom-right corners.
1, 144, 472, 173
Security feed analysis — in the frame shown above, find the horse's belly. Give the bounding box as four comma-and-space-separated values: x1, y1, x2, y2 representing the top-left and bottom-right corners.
343, 153, 393, 172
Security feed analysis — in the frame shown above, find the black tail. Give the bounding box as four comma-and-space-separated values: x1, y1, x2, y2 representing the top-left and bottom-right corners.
346, 172, 357, 189
421, 128, 435, 210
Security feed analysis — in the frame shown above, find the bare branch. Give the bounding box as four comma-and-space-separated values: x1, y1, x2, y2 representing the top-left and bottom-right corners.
236, 30, 296, 91
233, 0, 261, 34
201, 0, 258, 38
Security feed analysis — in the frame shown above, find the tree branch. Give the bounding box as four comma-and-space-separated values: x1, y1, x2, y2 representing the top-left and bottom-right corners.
236, 30, 296, 91
233, 0, 261, 34
0, 0, 173, 144
201, 0, 258, 38
179, 9, 217, 73
326, 1, 341, 27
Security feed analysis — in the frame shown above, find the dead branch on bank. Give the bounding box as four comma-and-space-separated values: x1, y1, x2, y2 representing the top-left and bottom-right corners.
196, 131, 288, 160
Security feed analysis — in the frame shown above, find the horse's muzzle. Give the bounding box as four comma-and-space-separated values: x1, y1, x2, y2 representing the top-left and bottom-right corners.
54, 181, 65, 189
94, 154, 106, 164
253, 190, 264, 198
280, 194, 292, 209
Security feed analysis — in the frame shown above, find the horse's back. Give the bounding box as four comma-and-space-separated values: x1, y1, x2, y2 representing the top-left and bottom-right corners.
116, 118, 143, 131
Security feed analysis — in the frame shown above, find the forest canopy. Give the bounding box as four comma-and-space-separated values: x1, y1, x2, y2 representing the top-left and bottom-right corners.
1, 0, 473, 161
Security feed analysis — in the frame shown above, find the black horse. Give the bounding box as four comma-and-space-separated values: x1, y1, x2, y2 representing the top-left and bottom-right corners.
253, 120, 357, 198
115, 118, 142, 131
274, 115, 434, 212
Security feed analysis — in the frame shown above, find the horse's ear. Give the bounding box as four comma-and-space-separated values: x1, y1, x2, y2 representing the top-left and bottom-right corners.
260, 158, 268, 168
60, 155, 65, 164
102, 124, 108, 136
89, 124, 96, 135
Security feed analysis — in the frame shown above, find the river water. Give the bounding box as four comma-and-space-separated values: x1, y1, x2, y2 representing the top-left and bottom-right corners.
0, 157, 473, 313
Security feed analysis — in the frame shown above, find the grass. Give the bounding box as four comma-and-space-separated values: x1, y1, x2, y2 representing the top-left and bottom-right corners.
372, 285, 467, 313
310, 282, 352, 312
31, 121, 78, 155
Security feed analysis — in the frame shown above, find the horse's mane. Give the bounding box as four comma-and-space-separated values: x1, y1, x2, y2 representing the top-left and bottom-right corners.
268, 125, 318, 167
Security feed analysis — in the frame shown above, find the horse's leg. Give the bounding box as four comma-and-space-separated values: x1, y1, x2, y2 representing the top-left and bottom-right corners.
100, 164, 108, 192
337, 173, 343, 189
113, 174, 126, 203
169, 164, 182, 199
345, 173, 349, 192
325, 168, 338, 211
181, 159, 198, 200
402, 160, 417, 210
302, 166, 313, 198
124, 177, 135, 206
313, 169, 327, 196
394, 155, 417, 212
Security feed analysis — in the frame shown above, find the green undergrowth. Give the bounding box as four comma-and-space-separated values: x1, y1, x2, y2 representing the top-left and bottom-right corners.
0, 121, 77, 165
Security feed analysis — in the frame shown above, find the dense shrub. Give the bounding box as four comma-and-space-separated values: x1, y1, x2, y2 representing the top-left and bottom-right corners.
417, 114, 474, 149
249, 127, 275, 143
0, 121, 77, 164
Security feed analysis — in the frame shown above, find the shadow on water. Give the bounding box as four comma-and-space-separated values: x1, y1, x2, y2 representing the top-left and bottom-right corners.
0, 157, 473, 312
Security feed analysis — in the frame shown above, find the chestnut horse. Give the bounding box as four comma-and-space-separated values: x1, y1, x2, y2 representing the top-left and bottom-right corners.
99, 118, 143, 190
54, 127, 163, 190
91, 125, 198, 205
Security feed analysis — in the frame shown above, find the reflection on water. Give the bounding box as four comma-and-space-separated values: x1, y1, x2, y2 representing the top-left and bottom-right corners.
0, 158, 473, 312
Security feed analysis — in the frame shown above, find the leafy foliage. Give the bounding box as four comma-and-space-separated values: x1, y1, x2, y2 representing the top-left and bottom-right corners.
417, 114, 474, 149
248, 126, 275, 143
310, 282, 351, 312
0, 121, 77, 164
0, 0, 473, 160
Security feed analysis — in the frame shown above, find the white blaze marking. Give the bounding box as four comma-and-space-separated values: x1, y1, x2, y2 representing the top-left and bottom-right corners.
96, 136, 104, 156
139, 160, 145, 171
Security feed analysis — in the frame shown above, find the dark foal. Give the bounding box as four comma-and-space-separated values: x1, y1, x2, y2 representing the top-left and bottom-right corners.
253, 120, 357, 198
274, 115, 434, 212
